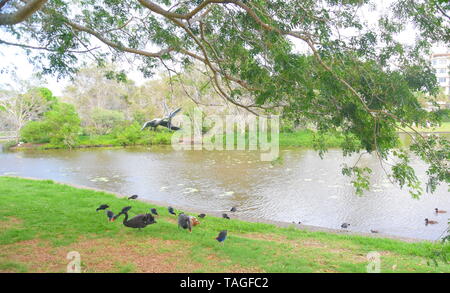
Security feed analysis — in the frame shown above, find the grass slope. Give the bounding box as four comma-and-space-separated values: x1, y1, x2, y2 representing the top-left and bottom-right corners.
0, 177, 448, 273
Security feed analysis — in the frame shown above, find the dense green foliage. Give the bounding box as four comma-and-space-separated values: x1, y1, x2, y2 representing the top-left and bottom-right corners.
20, 102, 81, 148
19, 120, 50, 143
0, 176, 449, 273
88, 108, 125, 135
1, 0, 449, 197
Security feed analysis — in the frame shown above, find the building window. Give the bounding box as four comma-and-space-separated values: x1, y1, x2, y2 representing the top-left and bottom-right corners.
438, 68, 448, 74
439, 59, 447, 65
438, 77, 447, 83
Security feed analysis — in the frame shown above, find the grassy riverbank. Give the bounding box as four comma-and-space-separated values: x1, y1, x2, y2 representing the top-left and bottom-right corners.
7, 129, 351, 151
0, 176, 448, 273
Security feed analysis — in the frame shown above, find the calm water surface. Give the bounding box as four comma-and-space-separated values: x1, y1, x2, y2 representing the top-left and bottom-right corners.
0, 140, 449, 240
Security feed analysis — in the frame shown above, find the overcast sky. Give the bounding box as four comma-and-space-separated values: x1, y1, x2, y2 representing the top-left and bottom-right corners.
0, 0, 448, 96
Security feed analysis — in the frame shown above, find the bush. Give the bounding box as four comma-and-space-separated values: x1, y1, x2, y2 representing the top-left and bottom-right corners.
88, 108, 125, 135
114, 122, 143, 146
44, 103, 81, 148
20, 121, 50, 143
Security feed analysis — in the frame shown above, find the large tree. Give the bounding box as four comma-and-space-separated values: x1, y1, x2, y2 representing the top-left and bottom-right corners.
0, 86, 51, 141
0, 0, 449, 196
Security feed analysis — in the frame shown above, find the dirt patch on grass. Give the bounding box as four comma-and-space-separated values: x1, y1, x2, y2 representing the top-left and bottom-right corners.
164, 218, 178, 225
201, 251, 263, 273
0, 237, 204, 273
0, 217, 23, 230
0, 236, 263, 273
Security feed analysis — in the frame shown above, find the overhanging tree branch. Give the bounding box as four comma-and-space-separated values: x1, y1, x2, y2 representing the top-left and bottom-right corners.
0, 0, 47, 25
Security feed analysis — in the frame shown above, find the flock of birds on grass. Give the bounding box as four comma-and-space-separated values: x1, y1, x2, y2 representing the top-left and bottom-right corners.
96, 193, 448, 241
96, 194, 236, 244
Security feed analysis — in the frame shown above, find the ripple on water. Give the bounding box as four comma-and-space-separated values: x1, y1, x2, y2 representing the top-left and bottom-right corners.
90, 177, 109, 182
3, 172, 18, 176
218, 191, 235, 197
183, 187, 199, 194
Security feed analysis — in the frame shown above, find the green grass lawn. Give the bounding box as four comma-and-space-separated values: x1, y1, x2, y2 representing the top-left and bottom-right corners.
0, 177, 448, 273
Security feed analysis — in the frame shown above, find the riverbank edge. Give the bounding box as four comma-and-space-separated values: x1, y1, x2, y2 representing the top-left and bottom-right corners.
2, 175, 426, 243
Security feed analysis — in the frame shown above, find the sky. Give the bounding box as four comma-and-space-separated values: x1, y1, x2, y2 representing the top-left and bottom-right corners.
0, 0, 448, 96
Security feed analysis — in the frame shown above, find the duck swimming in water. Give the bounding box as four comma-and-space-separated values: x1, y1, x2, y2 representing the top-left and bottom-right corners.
425, 218, 438, 225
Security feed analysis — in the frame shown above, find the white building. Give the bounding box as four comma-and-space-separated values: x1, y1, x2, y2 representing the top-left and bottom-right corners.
431, 51, 450, 99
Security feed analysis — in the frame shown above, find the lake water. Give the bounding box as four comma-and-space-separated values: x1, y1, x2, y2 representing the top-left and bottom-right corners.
0, 140, 449, 240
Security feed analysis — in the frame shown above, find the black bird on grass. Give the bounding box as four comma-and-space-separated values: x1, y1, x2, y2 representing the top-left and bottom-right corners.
112, 206, 132, 221
106, 210, 115, 222
197, 213, 206, 219
114, 209, 156, 230
215, 230, 227, 244
178, 213, 192, 232
222, 213, 230, 220
120, 206, 132, 214
128, 194, 138, 200
230, 207, 237, 212
96, 204, 109, 212
168, 206, 176, 215
151, 208, 158, 216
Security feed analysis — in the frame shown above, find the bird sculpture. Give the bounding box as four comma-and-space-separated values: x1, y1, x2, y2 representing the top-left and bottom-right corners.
425, 218, 438, 225
215, 230, 227, 244
341, 223, 350, 229
128, 194, 138, 200
141, 107, 182, 131
151, 208, 158, 216
96, 204, 109, 212
222, 213, 230, 220
168, 206, 176, 215
435, 208, 447, 214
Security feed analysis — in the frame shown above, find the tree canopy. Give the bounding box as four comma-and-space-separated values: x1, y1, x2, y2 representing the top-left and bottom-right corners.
0, 0, 449, 196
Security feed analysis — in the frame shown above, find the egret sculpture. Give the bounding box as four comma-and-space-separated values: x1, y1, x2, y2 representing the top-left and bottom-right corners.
141, 107, 182, 131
